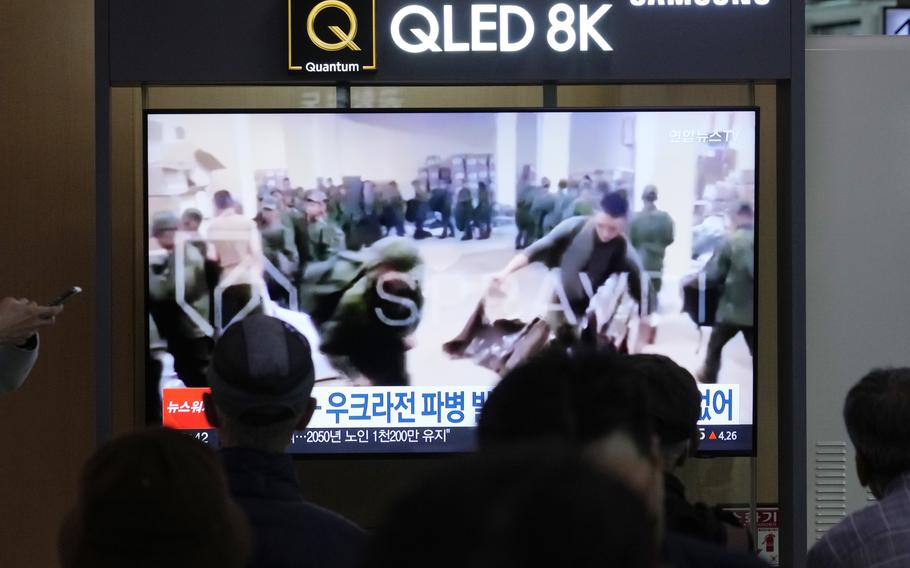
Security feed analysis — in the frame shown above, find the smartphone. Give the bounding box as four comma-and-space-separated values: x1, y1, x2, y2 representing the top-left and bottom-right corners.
48, 286, 82, 306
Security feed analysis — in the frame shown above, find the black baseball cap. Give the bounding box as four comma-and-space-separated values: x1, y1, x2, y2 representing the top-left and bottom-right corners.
627, 354, 701, 445
207, 315, 315, 425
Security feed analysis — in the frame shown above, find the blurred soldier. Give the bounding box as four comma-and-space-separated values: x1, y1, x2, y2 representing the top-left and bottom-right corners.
408, 179, 433, 240
542, 179, 569, 235
269, 189, 284, 212
180, 208, 205, 256
326, 182, 347, 227
529, 177, 556, 243
280, 189, 305, 248
258, 197, 299, 308
557, 180, 581, 222
280, 188, 297, 210
515, 179, 538, 250
352, 181, 383, 249
593, 170, 611, 196
698, 202, 755, 384
430, 181, 455, 239
337, 179, 365, 250
454, 184, 475, 241
206, 190, 263, 327
378, 182, 406, 237
296, 190, 346, 310
474, 181, 493, 240
182, 208, 220, 322
572, 178, 600, 217
300, 189, 345, 270
302, 238, 424, 387
629, 185, 675, 307
148, 211, 212, 388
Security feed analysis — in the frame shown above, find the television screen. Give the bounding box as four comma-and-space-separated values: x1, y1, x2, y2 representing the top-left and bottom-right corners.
883, 7, 910, 35
146, 108, 757, 455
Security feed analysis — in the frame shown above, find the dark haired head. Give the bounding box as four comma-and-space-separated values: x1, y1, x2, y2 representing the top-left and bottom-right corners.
150, 211, 179, 237
366, 449, 658, 568
735, 202, 754, 218
181, 208, 203, 225
213, 190, 234, 211
59, 428, 250, 568
845, 368, 910, 497
627, 354, 701, 468
477, 346, 652, 457
600, 192, 629, 218
643, 185, 658, 203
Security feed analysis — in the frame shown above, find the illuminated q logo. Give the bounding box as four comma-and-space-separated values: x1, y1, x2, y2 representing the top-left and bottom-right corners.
307, 0, 362, 52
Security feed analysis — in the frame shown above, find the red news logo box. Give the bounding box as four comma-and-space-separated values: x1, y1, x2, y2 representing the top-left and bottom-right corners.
162, 388, 213, 430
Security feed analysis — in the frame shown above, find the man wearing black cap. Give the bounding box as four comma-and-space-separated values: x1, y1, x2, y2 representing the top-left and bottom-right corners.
491, 192, 644, 341
628, 354, 751, 551
204, 314, 365, 568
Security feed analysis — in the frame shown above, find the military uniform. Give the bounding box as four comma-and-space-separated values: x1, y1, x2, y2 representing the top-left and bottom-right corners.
408, 182, 433, 239
429, 186, 455, 239
529, 188, 557, 243
555, 190, 579, 225
514, 184, 538, 249
302, 218, 345, 265
261, 221, 299, 306
325, 185, 346, 226
148, 232, 212, 388
701, 225, 754, 383
378, 184, 406, 237
280, 207, 306, 265
630, 207, 675, 294
474, 184, 493, 239
542, 190, 567, 236
570, 190, 598, 218
454, 186, 475, 240
301, 238, 423, 386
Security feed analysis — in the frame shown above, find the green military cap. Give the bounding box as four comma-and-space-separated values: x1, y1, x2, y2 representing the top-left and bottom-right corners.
151, 211, 179, 236
304, 189, 328, 203
181, 207, 203, 223
365, 237, 421, 272
260, 196, 279, 211
643, 185, 658, 202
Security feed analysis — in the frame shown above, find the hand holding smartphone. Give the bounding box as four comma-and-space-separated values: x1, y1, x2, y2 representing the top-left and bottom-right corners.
48, 286, 82, 307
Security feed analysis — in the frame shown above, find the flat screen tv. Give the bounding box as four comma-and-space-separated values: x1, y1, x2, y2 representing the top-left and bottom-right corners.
883, 7, 910, 35
145, 108, 758, 456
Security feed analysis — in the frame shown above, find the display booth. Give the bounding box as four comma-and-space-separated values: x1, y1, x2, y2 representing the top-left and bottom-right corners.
96, 0, 805, 564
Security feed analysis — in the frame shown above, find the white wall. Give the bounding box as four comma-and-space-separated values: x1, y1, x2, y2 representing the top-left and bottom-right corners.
148, 113, 258, 217
496, 113, 518, 207
249, 114, 288, 173
806, 36, 910, 547
568, 112, 634, 177
516, 113, 538, 181
535, 113, 571, 185
283, 112, 498, 190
